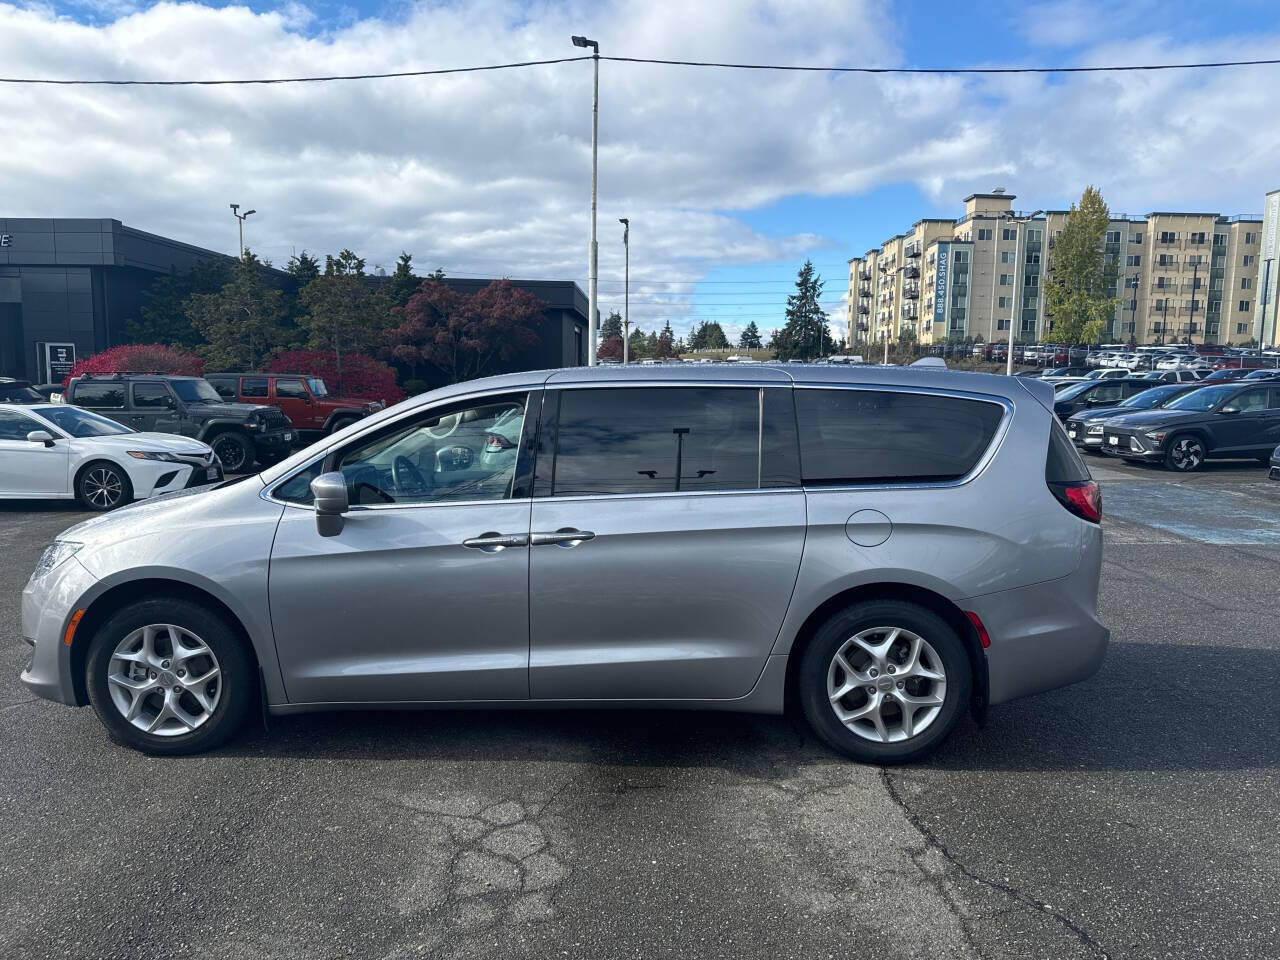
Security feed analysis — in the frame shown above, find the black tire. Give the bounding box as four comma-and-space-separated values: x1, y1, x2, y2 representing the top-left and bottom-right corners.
798, 600, 971, 765
1163, 433, 1206, 472
85, 598, 255, 756
209, 431, 254, 473
326, 415, 358, 436
75, 460, 133, 511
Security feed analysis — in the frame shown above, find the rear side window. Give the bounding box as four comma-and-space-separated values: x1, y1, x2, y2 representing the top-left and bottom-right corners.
794, 389, 1004, 485
1046, 418, 1091, 483
276, 379, 308, 399
242, 378, 268, 398
72, 381, 126, 409
552, 387, 759, 496
132, 383, 170, 408
207, 378, 238, 400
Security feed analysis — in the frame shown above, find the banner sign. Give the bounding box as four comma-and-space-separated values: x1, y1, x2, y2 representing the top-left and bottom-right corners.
933, 244, 949, 329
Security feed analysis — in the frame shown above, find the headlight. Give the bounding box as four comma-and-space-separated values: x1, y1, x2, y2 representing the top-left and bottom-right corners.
31, 541, 82, 581
1087, 424, 1104, 435
1145, 431, 1167, 443
127, 450, 180, 462
246, 414, 265, 430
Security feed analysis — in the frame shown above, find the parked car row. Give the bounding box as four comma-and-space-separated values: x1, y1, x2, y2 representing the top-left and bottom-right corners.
1061, 377, 1280, 474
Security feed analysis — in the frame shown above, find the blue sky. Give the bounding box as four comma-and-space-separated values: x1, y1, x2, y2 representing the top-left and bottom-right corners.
9, 0, 1280, 340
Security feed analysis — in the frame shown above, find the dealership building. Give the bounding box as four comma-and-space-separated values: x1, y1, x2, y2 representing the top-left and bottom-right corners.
0, 217, 590, 384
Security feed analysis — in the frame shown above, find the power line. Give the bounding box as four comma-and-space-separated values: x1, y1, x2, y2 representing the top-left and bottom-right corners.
4, 53, 1278, 86
0, 56, 593, 86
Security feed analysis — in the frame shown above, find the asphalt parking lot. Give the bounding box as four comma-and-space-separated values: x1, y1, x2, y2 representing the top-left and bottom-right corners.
2, 458, 1278, 960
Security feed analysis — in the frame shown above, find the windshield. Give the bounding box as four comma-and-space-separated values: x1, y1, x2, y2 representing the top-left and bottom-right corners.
307, 378, 329, 397
1057, 381, 1096, 401
1164, 385, 1234, 412
34, 406, 134, 437
1119, 386, 1180, 410
170, 379, 225, 404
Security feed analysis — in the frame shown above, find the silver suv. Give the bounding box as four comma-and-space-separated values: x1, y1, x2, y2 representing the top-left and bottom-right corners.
20, 365, 1109, 763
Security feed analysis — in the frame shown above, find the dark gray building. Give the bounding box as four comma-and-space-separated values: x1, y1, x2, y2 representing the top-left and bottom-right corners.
0, 217, 590, 383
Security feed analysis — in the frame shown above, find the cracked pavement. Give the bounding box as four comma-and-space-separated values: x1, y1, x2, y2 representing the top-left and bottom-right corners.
2, 457, 1277, 959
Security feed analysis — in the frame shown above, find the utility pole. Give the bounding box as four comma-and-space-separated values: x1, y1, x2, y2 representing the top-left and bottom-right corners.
229, 203, 255, 258
1160, 295, 1170, 345
1128, 273, 1139, 342
1005, 210, 1044, 375
619, 218, 630, 364
571, 35, 600, 365
1260, 258, 1274, 355
1188, 259, 1200, 347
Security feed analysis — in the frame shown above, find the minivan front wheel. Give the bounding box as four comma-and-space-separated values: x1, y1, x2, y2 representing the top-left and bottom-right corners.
85, 599, 254, 756
798, 601, 970, 764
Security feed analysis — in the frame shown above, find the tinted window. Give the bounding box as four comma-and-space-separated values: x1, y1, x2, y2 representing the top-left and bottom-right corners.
132, 382, 171, 408
207, 377, 238, 400
242, 378, 268, 398
274, 460, 323, 505
794, 389, 1003, 485
337, 394, 527, 505
761, 388, 801, 488
72, 381, 126, 408
552, 387, 760, 496
276, 379, 308, 399
1046, 418, 1091, 483
0, 409, 36, 440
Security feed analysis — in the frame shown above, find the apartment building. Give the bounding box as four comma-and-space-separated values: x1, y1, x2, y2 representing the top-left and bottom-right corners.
847, 190, 1272, 349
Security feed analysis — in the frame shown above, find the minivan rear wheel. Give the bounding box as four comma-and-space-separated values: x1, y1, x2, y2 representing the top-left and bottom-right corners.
85, 598, 254, 756
798, 600, 971, 764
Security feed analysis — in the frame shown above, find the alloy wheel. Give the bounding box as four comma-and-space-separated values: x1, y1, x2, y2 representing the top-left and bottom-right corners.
826, 626, 947, 743
212, 436, 248, 472
106, 624, 222, 736
84, 467, 124, 509
1169, 438, 1204, 471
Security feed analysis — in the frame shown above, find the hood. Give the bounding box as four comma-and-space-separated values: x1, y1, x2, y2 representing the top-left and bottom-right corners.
59, 474, 263, 544
73, 432, 211, 455
1105, 408, 1203, 430
185, 401, 271, 419
1066, 405, 1131, 425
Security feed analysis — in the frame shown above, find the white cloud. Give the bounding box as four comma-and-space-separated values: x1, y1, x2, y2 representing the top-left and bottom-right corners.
1, 0, 1278, 338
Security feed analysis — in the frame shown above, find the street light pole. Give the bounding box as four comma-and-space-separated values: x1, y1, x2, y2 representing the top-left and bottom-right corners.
572, 35, 600, 366
1005, 209, 1044, 376
1188, 260, 1200, 347
619, 218, 630, 364
1260, 257, 1274, 354
229, 203, 255, 258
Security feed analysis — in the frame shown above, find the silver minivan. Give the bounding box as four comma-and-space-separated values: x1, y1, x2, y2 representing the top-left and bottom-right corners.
20, 365, 1109, 763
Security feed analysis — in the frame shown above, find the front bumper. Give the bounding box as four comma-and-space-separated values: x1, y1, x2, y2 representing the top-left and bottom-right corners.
252, 428, 295, 454
19, 555, 100, 706
1065, 422, 1105, 449
1100, 429, 1163, 460
1269, 458, 1280, 481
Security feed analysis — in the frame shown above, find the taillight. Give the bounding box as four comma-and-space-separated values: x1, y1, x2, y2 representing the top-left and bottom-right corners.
1050, 480, 1102, 523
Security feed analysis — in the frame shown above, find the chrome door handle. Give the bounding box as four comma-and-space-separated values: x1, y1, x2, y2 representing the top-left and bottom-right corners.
530, 528, 595, 547
461, 532, 529, 551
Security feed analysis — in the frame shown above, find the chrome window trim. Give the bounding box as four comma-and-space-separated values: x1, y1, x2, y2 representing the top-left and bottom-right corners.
791, 383, 1013, 493
261, 387, 533, 510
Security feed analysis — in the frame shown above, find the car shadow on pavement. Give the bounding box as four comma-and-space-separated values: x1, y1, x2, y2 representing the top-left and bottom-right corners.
214, 640, 1278, 774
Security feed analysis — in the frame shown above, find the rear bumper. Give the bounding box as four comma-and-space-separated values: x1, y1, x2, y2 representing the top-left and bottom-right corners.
966, 529, 1109, 705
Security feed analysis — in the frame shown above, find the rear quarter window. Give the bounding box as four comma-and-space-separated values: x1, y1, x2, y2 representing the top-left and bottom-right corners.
71, 381, 126, 409
794, 388, 1004, 485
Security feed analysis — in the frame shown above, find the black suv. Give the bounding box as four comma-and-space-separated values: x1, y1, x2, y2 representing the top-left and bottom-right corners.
0, 378, 46, 404
1102, 382, 1280, 471
65, 374, 294, 472
1053, 378, 1154, 420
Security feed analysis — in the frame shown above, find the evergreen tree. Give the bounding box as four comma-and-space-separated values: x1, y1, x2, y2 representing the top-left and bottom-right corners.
184, 252, 287, 370
296, 250, 392, 392
775, 260, 828, 360
128, 258, 234, 347
654, 321, 677, 359
1045, 186, 1120, 344
601, 311, 624, 341
286, 250, 321, 283
388, 252, 419, 307
628, 326, 650, 359
738, 321, 763, 349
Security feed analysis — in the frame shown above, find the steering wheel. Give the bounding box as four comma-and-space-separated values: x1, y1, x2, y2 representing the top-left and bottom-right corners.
423, 412, 462, 440
392, 455, 429, 495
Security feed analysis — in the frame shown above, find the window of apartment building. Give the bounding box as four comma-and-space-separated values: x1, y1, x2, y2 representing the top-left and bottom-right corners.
1159, 231, 1177, 243
1242, 277, 1253, 290
1024, 295, 1038, 309
1126, 255, 1141, 267
1131, 232, 1142, 244
1245, 232, 1257, 244
1189, 232, 1206, 244
1186, 254, 1204, 267
1188, 277, 1202, 289
1156, 277, 1173, 289
1125, 276, 1139, 288
1000, 274, 1012, 286
1125, 299, 1137, 311
1024, 274, 1038, 287
1106, 230, 1120, 243
1244, 255, 1256, 267
1026, 252, 1041, 264
1002, 228, 1015, 241
1240, 300, 1251, 312
997, 318, 1010, 330
977, 228, 992, 241
953, 250, 970, 263
1027, 229, 1042, 242
1213, 234, 1227, 247
1154, 299, 1166, 311
1158, 254, 1176, 267
1189, 299, 1201, 312
1001, 250, 1013, 263
1237, 322, 1249, 334
998, 296, 1009, 308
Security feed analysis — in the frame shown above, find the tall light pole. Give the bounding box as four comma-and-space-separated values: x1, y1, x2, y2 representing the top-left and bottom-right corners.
619, 218, 630, 364
1260, 257, 1274, 355
1188, 258, 1200, 347
572, 35, 600, 365
229, 203, 255, 258
1005, 209, 1044, 375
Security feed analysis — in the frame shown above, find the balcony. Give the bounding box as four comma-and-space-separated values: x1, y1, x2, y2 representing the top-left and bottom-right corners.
858, 267, 872, 280
1104, 241, 1121, 255
904, 240, 922, 258
857, 303, 870, 315
1157, 235, 1179, 245
858, 281, 871, 295
1156, 258, 1179, 270
903, 264, 920, 279
1025, 240, 1042, 253
903, 281, 920, 299
900, 304, 918, 319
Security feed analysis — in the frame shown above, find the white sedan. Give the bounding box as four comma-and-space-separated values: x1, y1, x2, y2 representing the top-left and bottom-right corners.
0, 404, 221, 511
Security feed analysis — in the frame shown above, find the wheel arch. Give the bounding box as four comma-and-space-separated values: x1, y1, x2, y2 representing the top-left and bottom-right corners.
323, 410, 362, 433
73, 457, 135, 503
68, 577, 262, 707
781, 581, 988, 721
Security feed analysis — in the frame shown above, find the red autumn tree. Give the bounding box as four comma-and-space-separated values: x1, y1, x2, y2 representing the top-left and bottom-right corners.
597, 335, 624, 361
386, 278, 544, 384
63, 343, 204, 388
267, 349, 405, 405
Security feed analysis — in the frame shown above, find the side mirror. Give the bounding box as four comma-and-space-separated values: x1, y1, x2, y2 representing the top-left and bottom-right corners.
1220, 405, 1240, 415
27, 430, 55, 447
303, 395, 313, 405
165, 396, 176, 409
311, 471, 349, 537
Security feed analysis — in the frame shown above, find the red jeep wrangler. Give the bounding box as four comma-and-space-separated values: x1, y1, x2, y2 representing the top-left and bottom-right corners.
205, 373, 384, 439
